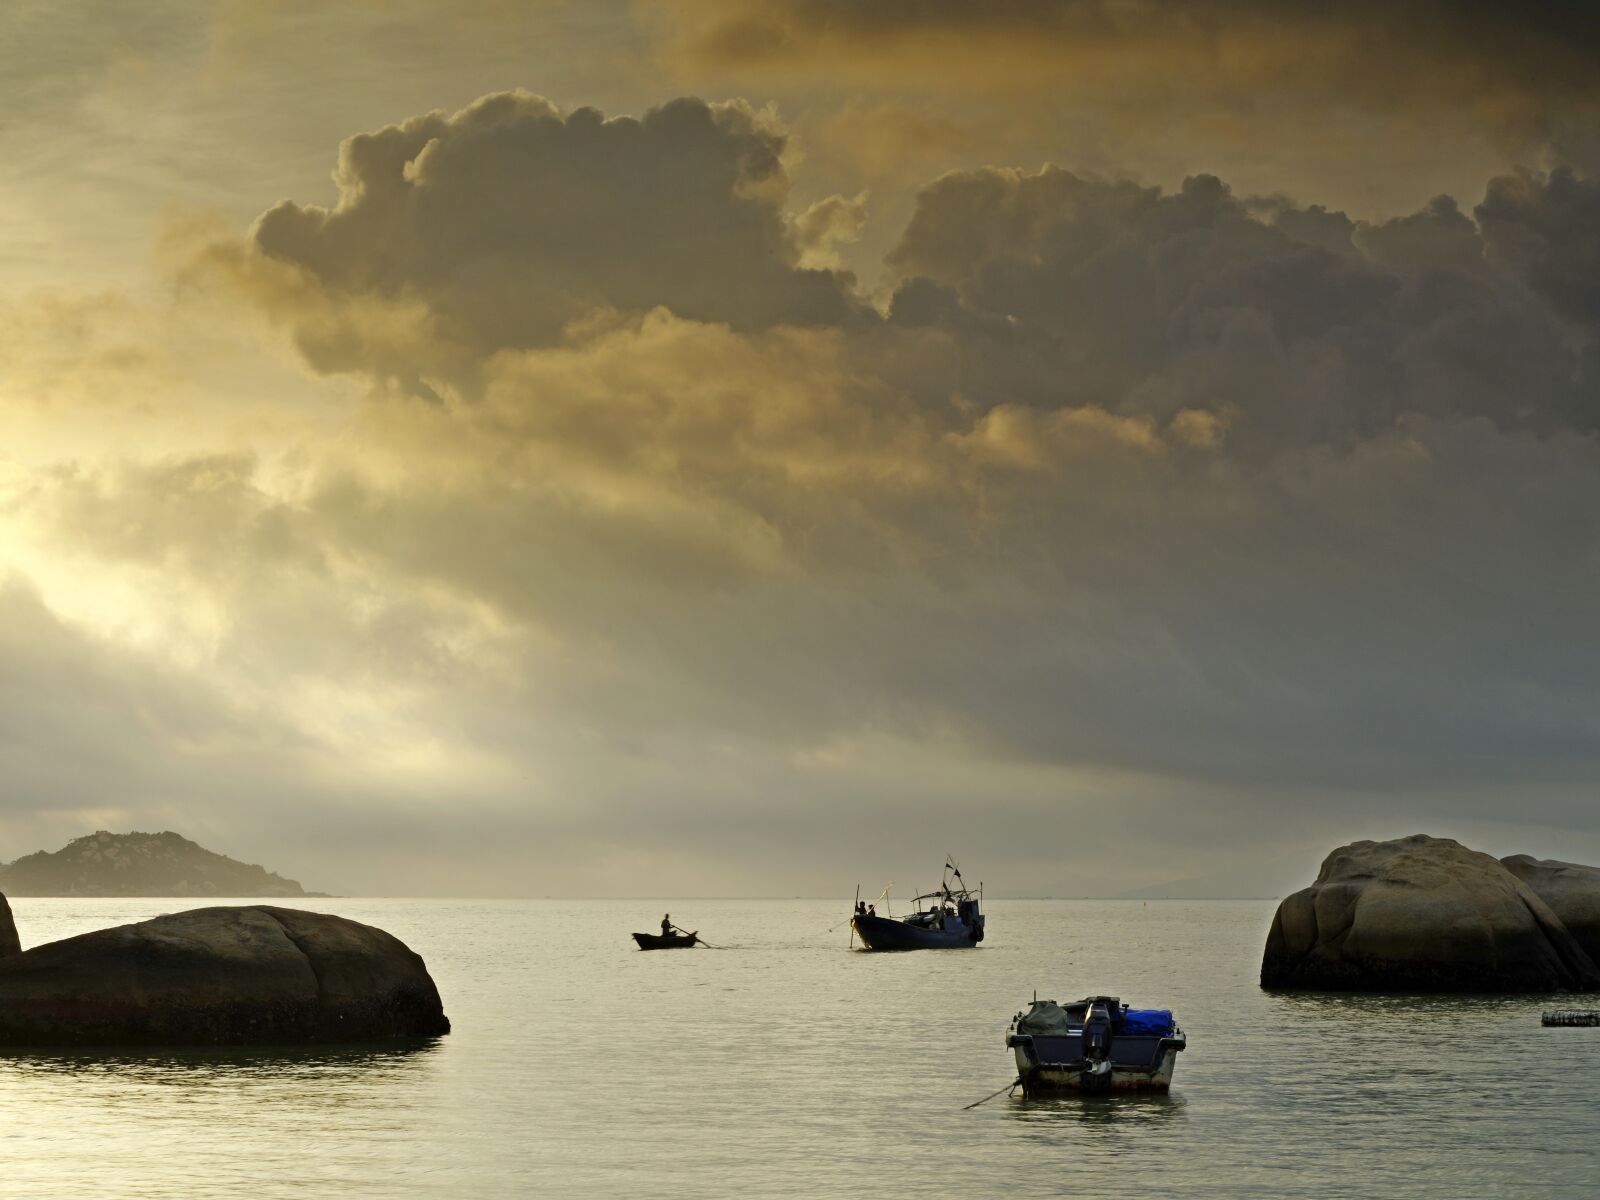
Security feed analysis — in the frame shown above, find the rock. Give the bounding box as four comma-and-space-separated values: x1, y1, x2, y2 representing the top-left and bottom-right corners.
1502, 854, 1600, 965
0, 902, 449, 1046
0, 894, 18, 959
1261, 834, 1600, 992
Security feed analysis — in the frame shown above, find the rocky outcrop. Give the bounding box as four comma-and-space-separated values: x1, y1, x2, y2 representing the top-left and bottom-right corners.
0, 831, 322, 897
1262, 834, 1600, 992
0, 893, 18, 959
1502, 855, 1600, 965
0, 902, 449, 1046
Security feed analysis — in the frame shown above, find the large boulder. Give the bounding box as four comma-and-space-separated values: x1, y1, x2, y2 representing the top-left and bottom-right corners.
1502, 855, 1600, 965
0, 896, 18, 966
1262, 834, 1600, 992
0, 902, 449, 1046
0, 893, 19, 959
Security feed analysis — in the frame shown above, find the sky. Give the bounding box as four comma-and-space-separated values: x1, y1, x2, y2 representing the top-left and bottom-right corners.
2, 1, 1599, 897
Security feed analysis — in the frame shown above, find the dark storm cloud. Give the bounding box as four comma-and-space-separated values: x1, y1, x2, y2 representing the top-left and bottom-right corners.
653, 0, 1600, 206
670, 0, 1600, 109
172, 145, 1600, 812
1477, 166, 1600, 325
245, 91, 866, 387
886, 167, 1597, 444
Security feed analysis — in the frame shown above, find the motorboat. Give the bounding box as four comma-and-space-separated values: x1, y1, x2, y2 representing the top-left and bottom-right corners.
1007, 995, 1185, 1093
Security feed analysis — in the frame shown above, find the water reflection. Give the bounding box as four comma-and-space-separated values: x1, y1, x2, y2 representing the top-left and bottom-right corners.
1002, 1090, 1188, 1134
0, 1038, 444, 1099
1266, 990, 1549, 1029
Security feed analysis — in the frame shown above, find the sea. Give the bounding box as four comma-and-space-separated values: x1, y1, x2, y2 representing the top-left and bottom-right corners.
2, 897, 1596, 1198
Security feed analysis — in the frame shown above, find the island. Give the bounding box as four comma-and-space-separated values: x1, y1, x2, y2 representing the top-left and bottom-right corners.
0, 830, 326, 897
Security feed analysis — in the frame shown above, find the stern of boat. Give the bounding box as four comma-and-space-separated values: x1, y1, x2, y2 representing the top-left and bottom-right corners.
1007, 1025, 1185, 1094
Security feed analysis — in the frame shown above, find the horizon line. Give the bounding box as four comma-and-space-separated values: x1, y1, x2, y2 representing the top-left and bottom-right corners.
3, 893, 1283, 902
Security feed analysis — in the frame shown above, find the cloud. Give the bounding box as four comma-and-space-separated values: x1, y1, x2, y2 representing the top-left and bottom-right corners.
14, 85, 1600, 892
792, 191, 868, 269
885, 167, 1596, 445
166, 143, 1600, 807
0, 291, 174, 413
230, 91, 869, 393
1477, 166, 1600, 326
644, 0, 1600, 229
660, 0, 1600, 139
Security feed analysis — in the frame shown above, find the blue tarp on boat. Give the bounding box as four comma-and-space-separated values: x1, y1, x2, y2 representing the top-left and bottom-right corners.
1120, 1009, 1174, 1036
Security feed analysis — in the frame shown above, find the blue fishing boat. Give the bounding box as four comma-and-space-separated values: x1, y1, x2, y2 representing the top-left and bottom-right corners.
1006, 995, 1186, 1093
851, 860, 985, 950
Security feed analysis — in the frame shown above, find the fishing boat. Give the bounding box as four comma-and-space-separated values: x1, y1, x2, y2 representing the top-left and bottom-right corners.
632, 930, 700, 950
1006, 995, 1186, 1094
851, 859, 985, 950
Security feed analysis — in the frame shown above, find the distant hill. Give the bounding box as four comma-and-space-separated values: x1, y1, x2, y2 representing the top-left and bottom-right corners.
0, 831, 325, 897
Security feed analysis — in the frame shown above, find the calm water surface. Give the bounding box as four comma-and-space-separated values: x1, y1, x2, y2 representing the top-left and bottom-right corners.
2, 898, 1595, 1197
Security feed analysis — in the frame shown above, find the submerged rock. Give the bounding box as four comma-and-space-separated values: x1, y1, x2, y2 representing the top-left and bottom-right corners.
1502, 855, 1600, 965
0, 902, 449, 1046
1261, 834, 1600, 993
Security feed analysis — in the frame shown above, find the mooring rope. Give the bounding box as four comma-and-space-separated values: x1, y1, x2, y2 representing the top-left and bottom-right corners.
961, 1078, 1021, 1110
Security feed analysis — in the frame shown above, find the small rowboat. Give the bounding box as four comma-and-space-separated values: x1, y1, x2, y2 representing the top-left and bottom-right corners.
632, 930, 700, 950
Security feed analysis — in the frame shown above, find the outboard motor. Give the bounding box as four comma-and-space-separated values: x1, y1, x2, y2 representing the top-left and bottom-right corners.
1079, 1001, 1115, 1093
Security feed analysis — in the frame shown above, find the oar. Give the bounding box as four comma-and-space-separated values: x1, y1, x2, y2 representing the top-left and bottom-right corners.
672, 924, 715, 948
961, 1078, 1021, 1110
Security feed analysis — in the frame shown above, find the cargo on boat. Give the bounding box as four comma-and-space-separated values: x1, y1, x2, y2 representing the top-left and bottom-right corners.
1007, 995, 1186, 1094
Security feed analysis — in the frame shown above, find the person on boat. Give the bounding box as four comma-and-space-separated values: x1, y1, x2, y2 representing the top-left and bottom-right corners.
867, 904, 876, 917
855, 900, 866, 918
661, 914, 672, 936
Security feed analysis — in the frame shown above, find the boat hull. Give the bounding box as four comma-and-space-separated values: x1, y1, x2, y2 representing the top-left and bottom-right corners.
632, 932, 697, 950
851, 913, 980, 950
1009, 1032, 1184, 1094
